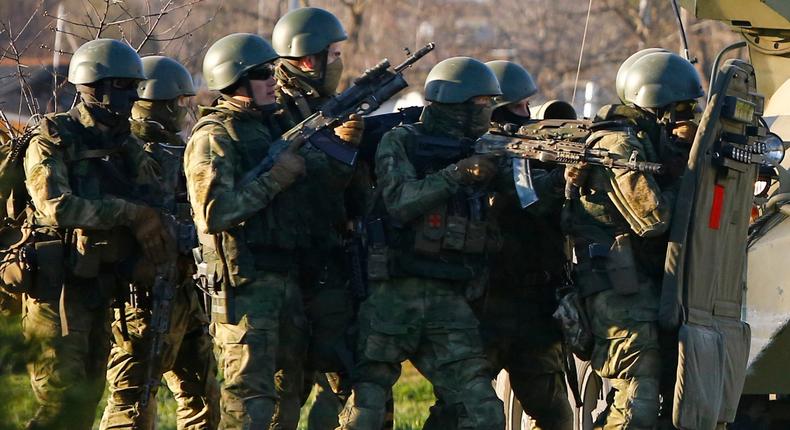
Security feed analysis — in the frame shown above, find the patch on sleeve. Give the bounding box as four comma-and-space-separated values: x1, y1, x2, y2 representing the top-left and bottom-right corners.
616, 172, 659, 217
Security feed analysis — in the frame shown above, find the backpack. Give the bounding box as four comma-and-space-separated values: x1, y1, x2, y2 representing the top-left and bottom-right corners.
0, 125, 36, 311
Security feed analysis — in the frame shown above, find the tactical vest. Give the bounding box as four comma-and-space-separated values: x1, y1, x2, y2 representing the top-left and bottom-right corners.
562, 120, 681, 297
368, 124, 501, 282
274, 81, 350, 251
191, 108, 316, 284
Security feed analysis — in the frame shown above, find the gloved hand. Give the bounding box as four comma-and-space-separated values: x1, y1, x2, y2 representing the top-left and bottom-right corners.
333, 114, 365, 146
564, 163, 589, 187
269, 151, 306, 189
672, 120, 698, 144
455, 154, 497, 184
131, 206, 172, 264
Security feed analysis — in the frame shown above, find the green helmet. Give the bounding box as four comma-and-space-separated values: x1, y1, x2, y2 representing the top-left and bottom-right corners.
485, 60, 537, 108
623, 51, 704, 109
68, 39, 145, 85
138, 56, 195, 100
272, 7, 347, 58
202, 33, 278, 91
424, 57, 502, 104
615, 48, 669, 103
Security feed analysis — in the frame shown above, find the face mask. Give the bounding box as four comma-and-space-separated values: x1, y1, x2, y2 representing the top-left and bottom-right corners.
283, 53, 344, 96
168, 103, 189, 131
492, 106, 531, 126
79, 81, 138, 127
132, 99, 189, 132
427, 101, 494, 139
319, 57, 344, 96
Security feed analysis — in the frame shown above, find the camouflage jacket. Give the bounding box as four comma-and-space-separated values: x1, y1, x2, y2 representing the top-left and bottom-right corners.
373, 106, 510, 281
25, 103, 159, 231
563, 127, 683, 293
185, 100, 353, 284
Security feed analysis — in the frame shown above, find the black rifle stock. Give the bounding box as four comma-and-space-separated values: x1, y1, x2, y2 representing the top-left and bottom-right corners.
237, 43, 436, 188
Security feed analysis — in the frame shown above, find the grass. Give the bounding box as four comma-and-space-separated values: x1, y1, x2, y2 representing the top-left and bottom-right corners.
297, 361, 435, 430
1, 327, 435, 430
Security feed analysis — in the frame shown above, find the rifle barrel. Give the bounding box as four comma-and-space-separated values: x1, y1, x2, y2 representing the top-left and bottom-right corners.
394, 43, 436, 73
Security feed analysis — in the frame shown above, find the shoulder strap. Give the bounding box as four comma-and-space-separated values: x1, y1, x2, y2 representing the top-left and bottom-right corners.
279, 84, 313, 119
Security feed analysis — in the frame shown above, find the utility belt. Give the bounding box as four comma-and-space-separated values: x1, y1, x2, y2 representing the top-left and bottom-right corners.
572, 233, 642, 297
1, 223, 131, 299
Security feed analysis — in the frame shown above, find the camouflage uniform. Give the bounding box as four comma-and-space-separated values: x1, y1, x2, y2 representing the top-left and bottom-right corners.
272, 60, 360, 427
337, 101, 506, 430
185, 99, 316, 430
562, 106, 687, 429
22, 102, 160, 429
423, 163, 573, 430
99, 112, 219, 430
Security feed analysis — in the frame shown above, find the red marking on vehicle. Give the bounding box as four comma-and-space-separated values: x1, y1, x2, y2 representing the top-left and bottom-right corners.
709, 184, 725, 230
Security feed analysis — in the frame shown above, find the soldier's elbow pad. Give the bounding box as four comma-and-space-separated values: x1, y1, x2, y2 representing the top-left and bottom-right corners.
607, 187, 671, 237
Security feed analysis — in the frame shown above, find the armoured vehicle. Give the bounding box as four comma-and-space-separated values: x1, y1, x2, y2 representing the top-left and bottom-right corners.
496, 2, 790, 429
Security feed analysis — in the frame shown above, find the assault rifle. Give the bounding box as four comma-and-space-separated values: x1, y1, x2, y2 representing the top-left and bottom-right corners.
477, 121, 665, 175
475, 120, 665, 205
238, 43, 436, 187
134, 214, 180, 411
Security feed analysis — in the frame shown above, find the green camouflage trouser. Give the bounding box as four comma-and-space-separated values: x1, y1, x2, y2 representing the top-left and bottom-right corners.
211, 271, 307, 430
423, 287, 573, 430
99, 281, 219, 430
21, 286, 111, 430
586, 286, 661, 430
337, 277, 504, 430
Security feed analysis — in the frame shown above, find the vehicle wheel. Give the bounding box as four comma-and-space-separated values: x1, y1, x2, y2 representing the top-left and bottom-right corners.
572, 359, 610, 430
494, 369, 535, 430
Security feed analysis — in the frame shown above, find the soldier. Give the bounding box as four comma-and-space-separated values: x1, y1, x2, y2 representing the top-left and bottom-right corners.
99, 55, 219, 430
336, 57, 506, 430
22, 39, 170, 429
271, 7, 366, 430
422, 60, 573, 430
482, 60, 573, 429
184, 32, 332, 429
562, 51, 704, 429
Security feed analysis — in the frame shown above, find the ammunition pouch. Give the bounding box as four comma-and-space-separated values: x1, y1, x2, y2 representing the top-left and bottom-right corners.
366, 218, 390, 281
0, 213, 33, 297
29, 239, 66, 301
412, 204, 500, 257
553, 289, 593, 361
192, 245, 235, 324
606, 234, 640, 295
573, 233, 641, 296
71, 228, 133, 278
